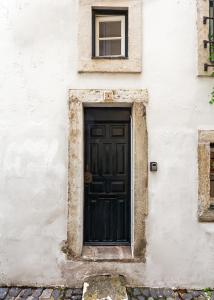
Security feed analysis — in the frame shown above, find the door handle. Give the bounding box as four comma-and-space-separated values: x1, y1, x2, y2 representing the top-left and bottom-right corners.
84, 170, 93, 184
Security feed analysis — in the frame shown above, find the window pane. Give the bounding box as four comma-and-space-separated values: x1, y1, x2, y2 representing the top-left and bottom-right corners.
99, 21, 121, 38
210, 144, 214, 197
99, 39, 121, 56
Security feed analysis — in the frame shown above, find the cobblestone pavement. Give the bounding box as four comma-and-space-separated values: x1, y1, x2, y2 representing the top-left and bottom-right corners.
0, 287, 82, 300
127, 288, 214, 300
0, 287, 213, 300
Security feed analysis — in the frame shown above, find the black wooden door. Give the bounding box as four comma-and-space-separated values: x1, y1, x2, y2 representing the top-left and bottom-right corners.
84, 108, 131, 245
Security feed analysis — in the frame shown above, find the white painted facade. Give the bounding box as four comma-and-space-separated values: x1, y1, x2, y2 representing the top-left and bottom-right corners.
0, 0, 214, 288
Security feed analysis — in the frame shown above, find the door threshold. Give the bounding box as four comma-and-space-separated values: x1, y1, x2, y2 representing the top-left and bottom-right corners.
81, 245, 133, 262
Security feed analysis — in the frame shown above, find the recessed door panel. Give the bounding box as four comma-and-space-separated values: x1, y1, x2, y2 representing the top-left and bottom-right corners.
103, 143, 113, 175
116, 144, 126, 175
111, 126, 125, 137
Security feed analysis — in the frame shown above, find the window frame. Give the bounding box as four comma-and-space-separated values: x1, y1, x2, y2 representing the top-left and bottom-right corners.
92, 7, 128, 59
95, 15, 125, 58
198, 130, 214, 222
209, 0, 214, 63
210, 143, 214, 204
197, 0, 214, 76
78, 0, 142, 73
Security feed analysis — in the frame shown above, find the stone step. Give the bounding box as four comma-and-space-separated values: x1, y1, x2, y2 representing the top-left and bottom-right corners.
82, 275, 128, 300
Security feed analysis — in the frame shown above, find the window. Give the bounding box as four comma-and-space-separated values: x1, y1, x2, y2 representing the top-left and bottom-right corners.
209, 0, 214, 63
210, 143, 214, 201
203, 0, 214, 70
78, 0, 142, 73
197, 0, 214, 75
96, 16, 125, 57
198, 131, 214, 221
92, 8, 128, 58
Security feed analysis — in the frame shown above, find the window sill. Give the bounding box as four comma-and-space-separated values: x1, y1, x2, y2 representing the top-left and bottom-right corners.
81, 246, 135, 262
210, 197, 214, 208
199, 207, 214, 222
91, 56, 128, 60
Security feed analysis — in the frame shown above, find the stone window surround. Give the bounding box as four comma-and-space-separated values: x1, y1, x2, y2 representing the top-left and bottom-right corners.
78, 0, 142, 73
197, 0, 214, 76
67, 89, 148, 261
198, 130, 214, 221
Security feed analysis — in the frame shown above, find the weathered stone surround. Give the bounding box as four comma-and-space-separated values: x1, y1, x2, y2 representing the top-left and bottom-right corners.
67, 89, 148, 261
0, 287, 214, 300
198, 130, 214, 221
78, 0, 142, 73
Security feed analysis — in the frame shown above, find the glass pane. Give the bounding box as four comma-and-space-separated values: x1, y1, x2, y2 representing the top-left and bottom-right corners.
210, 144, 214, 197
99, 39, 121, 56
99, 21, 121, 38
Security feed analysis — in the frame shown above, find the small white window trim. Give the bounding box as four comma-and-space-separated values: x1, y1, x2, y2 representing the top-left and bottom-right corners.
95, 15, 125, 57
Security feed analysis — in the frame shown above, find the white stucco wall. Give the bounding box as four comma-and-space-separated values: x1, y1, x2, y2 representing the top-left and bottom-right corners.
0, 0, 214, 288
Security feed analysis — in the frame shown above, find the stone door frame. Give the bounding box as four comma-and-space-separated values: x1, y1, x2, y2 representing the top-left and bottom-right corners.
67, 89, 148, 261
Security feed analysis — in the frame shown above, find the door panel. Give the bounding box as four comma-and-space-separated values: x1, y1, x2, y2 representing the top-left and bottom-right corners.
84, 108, 131, 245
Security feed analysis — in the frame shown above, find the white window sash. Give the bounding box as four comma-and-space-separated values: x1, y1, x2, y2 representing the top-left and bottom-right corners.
95, 15, 125, 57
